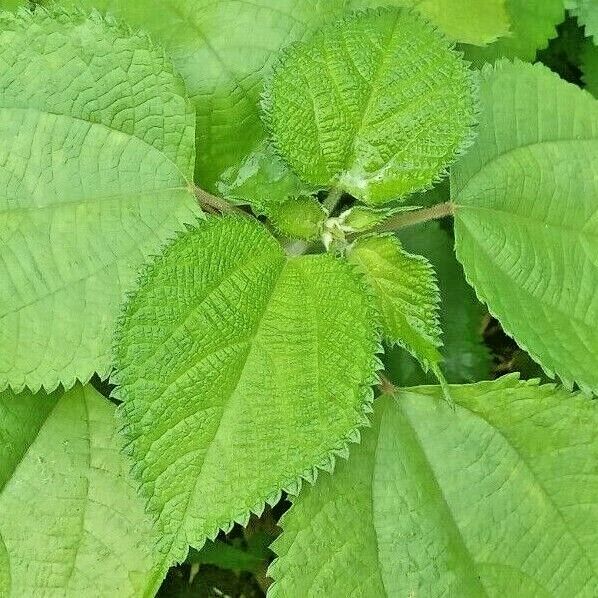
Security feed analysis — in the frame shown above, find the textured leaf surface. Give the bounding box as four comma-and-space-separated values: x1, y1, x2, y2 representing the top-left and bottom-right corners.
114, 216, 379, 563
463, 0, 564, 64
349, 0, 510, 45
266, 196, 326, 240
452, 60, 598, 394
0, 384, 163, 597
385, 222, 491, 385
270, 376, 598, 597
348, 234, 442, 372
264, 8, 476, 205
0, 9, 199, 392
568, 0, 598, 43
68, 0, 351, 206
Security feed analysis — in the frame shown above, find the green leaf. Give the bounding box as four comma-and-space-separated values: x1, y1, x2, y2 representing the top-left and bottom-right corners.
114, 215, 380, 564
0, 1, 26, 9
0, 384, 164, 597
338, 205, 418, 234
263, 8, 476, 205
347, 234, 442, 373
463, 0, 564, 64
582, 39, 598, 96
66, 0, 352, 207
270, 376, 598, 596
452, 60, 598, 394
348, 0, 510, 46
568, 0, 598, 43
0, 8, 200, 392
385, 222, 491, 386
266, 196, 326, 240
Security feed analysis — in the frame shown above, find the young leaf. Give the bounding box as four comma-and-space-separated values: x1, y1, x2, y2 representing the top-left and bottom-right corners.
114, 216, 380, 564
0, 8, 200, 392
385, 222, 491, 385
0, 384, 165, 597
463, 0, 564, 64
266, 196, 326, 240
567, 0, 598, 43
263, 8, 476, 205
347, 234, 442, 374
270, 376, 598, 596
452, 60, 598, 394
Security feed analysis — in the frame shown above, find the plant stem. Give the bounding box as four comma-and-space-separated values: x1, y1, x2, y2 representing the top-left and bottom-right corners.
323, 187, 344, 214
364, 201, 455, 235
193, 185, 237, 214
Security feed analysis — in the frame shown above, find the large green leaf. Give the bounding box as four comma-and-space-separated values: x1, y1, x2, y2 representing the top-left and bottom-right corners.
263, 8, 476, 205
0, 9, 200, 392
114, 215, 380, 564
270, 376, 598, 596
0, 384, 164, 597
463, 0, 564, 64
452, 60, 598, 394
347, 234, 442, 373
385, 222, 491, 386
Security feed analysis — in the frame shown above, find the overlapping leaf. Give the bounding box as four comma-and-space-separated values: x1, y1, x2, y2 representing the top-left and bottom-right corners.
263, 8, 476, 205
568, 0, 598, 43
463, 0, 564, 64
347, 234, 442, 374
452, 60, 598, 394
270, 376, 598, 596
385, 222, 491, 386
0, 9, 200, 392
114, 216, 380, 564
0, 384, 164, 597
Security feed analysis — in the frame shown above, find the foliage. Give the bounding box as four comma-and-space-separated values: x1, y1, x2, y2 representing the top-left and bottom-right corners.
0, 3, 597, 597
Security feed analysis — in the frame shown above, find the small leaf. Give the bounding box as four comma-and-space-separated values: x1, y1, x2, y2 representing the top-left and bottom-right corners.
114, 215, 380, 564
270, 376, 598, 596
385, 222, 491, 385
347, 234, 442, 372
0, 384, 165, 597
0, 8, 200, 392
339, 205, 418, 233
463, 0, 564, 64
263, 8, 476, 205
452, 60, 598, 394
266, 195, 326, 240
567, 0, 598, 43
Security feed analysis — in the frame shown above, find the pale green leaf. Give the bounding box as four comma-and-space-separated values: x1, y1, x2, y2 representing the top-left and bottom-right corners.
347, 234, 442, 372
338, 205, 418, 234
270, 376, 598, 597
348, 0, 510, 46
114, 215, 379, 564
0, 384, 165, 597
582, 39, 598, 96
385, 222, 491, 385
463, 0, 564, 64
568, 0, 598, 43
263, 8, 476, 205
452, 60, 598, 394
0, 8, 200, 392
0, 1, 26, 9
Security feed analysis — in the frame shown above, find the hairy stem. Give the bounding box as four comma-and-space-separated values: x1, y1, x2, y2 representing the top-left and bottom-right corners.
370, 201, 455, 234
193, 185, 237, 214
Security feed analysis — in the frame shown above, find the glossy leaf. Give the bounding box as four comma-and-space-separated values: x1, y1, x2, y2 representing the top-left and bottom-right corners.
0, 8, 200, 392
270, 376, 598, 596
114, 216, 380, 564
0, 384, 164, 597
263, 8, 476, 205
452, 60, 598, 394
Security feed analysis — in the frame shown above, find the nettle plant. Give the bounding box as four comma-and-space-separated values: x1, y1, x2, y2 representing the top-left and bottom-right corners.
1, 2, 597, 597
